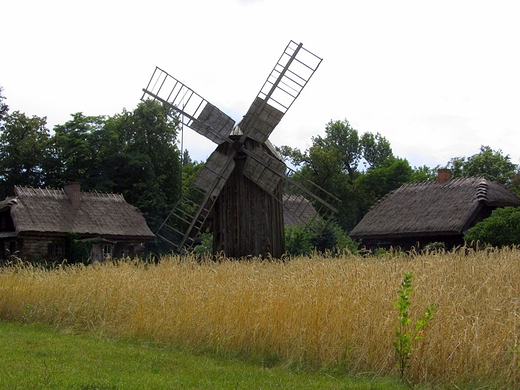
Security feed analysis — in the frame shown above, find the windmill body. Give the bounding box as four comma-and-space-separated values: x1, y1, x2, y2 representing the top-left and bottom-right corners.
212, 136, 285, 257
142, 41, 338, 257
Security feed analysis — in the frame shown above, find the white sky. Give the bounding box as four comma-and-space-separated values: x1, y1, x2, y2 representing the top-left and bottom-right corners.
2, 0, 519, 169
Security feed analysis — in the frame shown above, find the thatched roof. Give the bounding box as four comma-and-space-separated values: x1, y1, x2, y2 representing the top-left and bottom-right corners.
283, 194, 319, 226
7, 185, 155, 240
349, 176, 520, 239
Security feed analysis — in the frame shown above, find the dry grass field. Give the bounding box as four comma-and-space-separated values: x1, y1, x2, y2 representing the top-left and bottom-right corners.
1, 248, 520, 388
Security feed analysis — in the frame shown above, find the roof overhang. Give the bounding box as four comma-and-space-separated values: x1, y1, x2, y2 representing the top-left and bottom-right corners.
0, 232, 17, 239
350, 230, 462, 240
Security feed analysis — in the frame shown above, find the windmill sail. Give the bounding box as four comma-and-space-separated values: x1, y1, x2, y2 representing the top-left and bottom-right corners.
239, 97, 284, 144
243, 147, 285, 196
240, 40, 322, 143
192, 150, 236, 200
156, 150, 236, 250
142, 67, 235, 144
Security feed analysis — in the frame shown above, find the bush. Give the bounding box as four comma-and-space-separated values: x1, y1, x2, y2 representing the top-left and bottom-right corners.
285, 221, 359, 256
66, 233, 92, 264
465, 206, 520, 247
192, 231, 213, 257
285, 225, 314, 256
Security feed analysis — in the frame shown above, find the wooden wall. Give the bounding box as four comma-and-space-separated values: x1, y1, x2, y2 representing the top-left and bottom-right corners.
213, 140, 285, 258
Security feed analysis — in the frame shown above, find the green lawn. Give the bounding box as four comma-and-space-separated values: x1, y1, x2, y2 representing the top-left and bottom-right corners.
0, 321, 408, 389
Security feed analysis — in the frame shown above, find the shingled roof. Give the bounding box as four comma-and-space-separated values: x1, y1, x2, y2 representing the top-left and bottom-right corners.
6, 184, 154, 240
349, 176, 520, 240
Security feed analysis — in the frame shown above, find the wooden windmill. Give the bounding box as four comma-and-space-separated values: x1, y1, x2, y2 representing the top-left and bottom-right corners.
142, 41, 339, 258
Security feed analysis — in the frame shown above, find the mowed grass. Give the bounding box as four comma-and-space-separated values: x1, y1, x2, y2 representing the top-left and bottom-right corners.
0, 321, 407, 389
1, 248, 520, 388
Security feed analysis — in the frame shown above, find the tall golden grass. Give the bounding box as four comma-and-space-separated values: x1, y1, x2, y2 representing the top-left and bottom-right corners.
1, 248, 520, 387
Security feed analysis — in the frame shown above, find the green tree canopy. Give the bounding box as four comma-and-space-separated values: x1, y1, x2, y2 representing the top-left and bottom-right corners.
511, 169, 520, 195
410, 165, 439, 182
355, 157, 413, 211
0, 110, 50, 198
103, 100, 181, 233
448, 145, 518, 186
0, 87, 9, 123
45, 113, 107, 189
278, 119, 406, 231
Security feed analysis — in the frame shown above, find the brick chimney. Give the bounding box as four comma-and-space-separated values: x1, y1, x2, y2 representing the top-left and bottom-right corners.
64, 182, 81, 208
437, 169, 451, 184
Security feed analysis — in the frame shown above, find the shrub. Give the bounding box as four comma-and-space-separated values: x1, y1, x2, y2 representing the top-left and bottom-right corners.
285, 225, 314, 256
465, 206, 520, 247
285, 220, 359, 256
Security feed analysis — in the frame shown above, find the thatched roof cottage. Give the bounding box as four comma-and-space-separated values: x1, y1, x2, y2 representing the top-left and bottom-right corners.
0, 183, 155, 262
349, 169, 520, 250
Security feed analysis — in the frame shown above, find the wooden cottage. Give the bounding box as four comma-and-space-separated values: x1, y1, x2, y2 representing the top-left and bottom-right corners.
0, 184, 155, 262
349, 170, 520, 250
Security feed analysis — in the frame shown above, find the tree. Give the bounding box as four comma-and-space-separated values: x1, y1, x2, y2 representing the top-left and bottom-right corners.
448, 146, 518, 186
355, 157, 413, 211
45, 113, 107, 189
0, 87, 8, 124
0, 111, 50, 198
410, 165, 439, 182
279, 119, 398, 231
465, 207, 520, 247
511, 169, 520, 195
316, 119, 361, 180
360, 131, 393, 168
103, 100, 181, 233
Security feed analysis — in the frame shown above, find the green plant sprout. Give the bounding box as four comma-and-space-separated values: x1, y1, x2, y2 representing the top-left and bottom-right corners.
393, 272, 436, 381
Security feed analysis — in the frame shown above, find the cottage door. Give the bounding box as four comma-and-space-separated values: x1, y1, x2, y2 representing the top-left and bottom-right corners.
91, 244, 103, 263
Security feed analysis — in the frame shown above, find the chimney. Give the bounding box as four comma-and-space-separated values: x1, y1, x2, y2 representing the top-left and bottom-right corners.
64, 182, 81, 208
437, 169, 451, 184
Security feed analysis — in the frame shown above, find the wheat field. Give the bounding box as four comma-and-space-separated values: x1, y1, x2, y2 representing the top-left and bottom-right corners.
1, 248, 520, 387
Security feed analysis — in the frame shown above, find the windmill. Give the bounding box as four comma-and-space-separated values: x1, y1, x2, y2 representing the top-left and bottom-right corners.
142, 41, 339, 258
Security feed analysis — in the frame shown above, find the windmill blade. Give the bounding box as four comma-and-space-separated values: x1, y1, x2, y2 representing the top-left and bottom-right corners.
242, 143, 341, 223
243, 147, 286, 196
156, 149, 236, 251
238, 97, 284, 144
239, 41, 322, 143
192, 149, 236, 200
142, 67, 235, 144
179, 149, 236, 248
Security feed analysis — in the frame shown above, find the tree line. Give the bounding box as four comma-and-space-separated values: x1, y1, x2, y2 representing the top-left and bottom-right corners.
2, 87, 519, 251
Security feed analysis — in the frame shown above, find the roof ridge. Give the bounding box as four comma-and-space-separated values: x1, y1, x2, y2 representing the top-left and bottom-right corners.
15, 185, 124, 200
15, 186, 65, 199
83, 191, 125, 201
476, 178, 489, 202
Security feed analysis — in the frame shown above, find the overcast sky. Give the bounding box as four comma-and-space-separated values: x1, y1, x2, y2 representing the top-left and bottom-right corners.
2, 0, 519, 169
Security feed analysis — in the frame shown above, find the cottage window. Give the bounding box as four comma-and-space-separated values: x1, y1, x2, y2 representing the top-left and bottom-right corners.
119, 245, 134, 258
103, 244, 113, 259
48, 243, 64, 260
0, 211, 14, 231
0, 242, 15, 261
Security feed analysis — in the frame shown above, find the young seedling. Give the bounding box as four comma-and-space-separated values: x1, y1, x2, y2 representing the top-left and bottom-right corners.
393, 272, 435, 381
